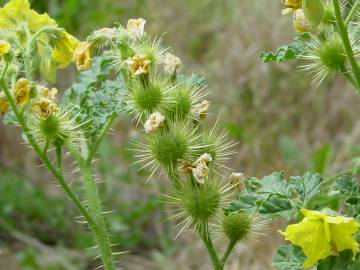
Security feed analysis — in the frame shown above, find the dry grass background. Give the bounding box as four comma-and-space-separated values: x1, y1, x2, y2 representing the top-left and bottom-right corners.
1, 0, 360, 269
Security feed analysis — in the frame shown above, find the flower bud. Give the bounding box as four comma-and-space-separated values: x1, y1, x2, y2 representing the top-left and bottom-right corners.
0, 40, 11, 57
302, 0, 324, 27
229, 172, 245, 192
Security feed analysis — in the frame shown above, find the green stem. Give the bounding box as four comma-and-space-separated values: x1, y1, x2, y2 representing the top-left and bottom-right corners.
199, 225, 222, 270
0, 78, 114, 270
79, 162, 114, 270
340, 65, 358, 88
333, 0, 360, 91
87, 113, 116, 163
220, 240, 236, 267
345, 0, 360, 26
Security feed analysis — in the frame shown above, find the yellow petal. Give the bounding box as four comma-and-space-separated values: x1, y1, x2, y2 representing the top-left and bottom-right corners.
52, 32, 80, 68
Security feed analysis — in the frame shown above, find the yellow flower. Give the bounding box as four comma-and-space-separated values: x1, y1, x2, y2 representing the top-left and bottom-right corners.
293, 9, 311, 33
0, 0, 55, 31
281, 0, 301, 15
53, 32, 80, 68
282, 209, 360, 268
127, 18, 146, 38
13, 78, 31, 105
124, 54, 151, 76
0, 40, 11, 56
73, 42, 92, 71
0, 92, 9, 115
32, 97, 58, 119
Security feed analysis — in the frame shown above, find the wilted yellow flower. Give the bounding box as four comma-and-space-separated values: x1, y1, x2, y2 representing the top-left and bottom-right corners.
293, 9, 311, 32
73, 42, 92, 71
144, 111, 165, 133
0, 92, 9, 115
13, 78, 31, 105
124, 54, 151, 76
191, 153, 213, 184
164, 52, 181, 74
40, 87, 57, 100
0, 40, 11, 56
32, 97, 58, 119
127, 18, 146, 38
282, 209, 360, 268
193, 100, 210, 119
281, 0, 301, 15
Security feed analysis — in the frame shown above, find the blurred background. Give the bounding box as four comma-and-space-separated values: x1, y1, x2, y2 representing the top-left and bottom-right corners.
1, 0, 360, 269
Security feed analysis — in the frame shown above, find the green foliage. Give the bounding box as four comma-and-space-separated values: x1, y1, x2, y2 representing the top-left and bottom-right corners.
272, 245, 306, 270
227, 172, 323, 219
317, 250, 360, 270
260, 33, 310, 63
63, 57, 126, 140
333, 175, 360, 217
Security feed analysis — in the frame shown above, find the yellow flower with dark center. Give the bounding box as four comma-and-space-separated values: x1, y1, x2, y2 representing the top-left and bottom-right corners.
0, 40, 11, 56
0, 92, 9, 115
124, 54, 151, 76
281, 209, 360, 268
73, 42, 92, 71
13, 78, 31, 105
32, 97, 58, 119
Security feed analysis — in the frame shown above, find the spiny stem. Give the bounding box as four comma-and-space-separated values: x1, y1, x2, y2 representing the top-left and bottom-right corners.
333, 0, 360, 91
0, 76, 114, 269
198, 225, 222, 270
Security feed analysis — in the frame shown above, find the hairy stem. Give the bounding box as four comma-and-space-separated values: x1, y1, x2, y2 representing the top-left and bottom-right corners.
333, 0, 360, 91
0, 77, 114, 269
80, 162, 114, 270
199, 225, 222, 270
220, 240, 236, 267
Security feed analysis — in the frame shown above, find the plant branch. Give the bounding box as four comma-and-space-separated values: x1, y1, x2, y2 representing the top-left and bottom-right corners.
199, 225, 222, 270
333, 0, 360, 91
220, 240, 236, 267
345, 0, 360, 26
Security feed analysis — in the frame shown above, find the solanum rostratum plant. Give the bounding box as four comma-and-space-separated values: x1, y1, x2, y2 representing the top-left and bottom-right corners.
0, 0, 360, 269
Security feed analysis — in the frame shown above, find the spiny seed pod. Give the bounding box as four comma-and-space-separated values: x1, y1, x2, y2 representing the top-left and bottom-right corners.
133, 37, 167, 66
318, 36, 346, 72
181, 179, 221, 223
223, 212, 251, 242
302, 0, 324, 27
126, 76, 173, 121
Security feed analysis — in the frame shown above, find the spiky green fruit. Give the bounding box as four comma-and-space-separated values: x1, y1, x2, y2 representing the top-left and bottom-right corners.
318, 37, 346, 71
167, 84, 192, 120
223, 212, 251, 242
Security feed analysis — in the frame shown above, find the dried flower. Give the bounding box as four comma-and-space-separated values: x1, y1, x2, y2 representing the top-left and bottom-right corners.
127, 18, 146, 38
191, 153, 213, 184
40, 87, 57, 100
73, 42, 92, 71
13, 78, 31, 105
193, 100, 210, 119
228, 172, 245, 192
0, 40, 11, 56
293, 9, 311, 33
124, 54, 151, 76
32, 97, 59, 119
0, 92, 9, 115
144, 111, 165, 133
164, 52, 181, 74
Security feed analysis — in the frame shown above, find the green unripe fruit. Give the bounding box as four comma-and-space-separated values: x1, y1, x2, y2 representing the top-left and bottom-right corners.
319, 37, 346, 71
182, 180, 221, 221
150, 129, 188, 168
302, 0, 324, 27
167, 84, 192, 120
133, 83, 162, 113
223, 212, 251, 242
38, 115, 67, 145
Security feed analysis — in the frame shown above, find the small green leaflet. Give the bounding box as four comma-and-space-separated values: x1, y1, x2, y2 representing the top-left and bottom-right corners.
317, 250, 360, 270
260, 33, 311, 63
272, 245, 306, 270
333, 175, 360, 217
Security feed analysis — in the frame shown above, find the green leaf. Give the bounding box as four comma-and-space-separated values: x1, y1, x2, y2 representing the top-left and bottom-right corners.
333, 176, 360, 216
311, 144, 332, 174
63, 56, 126, 141
318, 251, 360, 270
289, 172, 323, 207
258, 194, 293, 218
261, 33, 310, 63
272, 245, 306, 270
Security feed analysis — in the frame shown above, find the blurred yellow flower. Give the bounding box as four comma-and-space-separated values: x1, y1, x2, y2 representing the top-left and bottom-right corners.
294, 9, 311, 32
13, 78, 31, 105
282, 209, 360, 268
32, 97, 58, 119
0, 40, 11, 56
0, 92, 9, 115
53, 32, 80, 68
281, 0, 301, 15
73, 42, 92, 71
40, 87, 57, 101
124, 54, 151, 76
